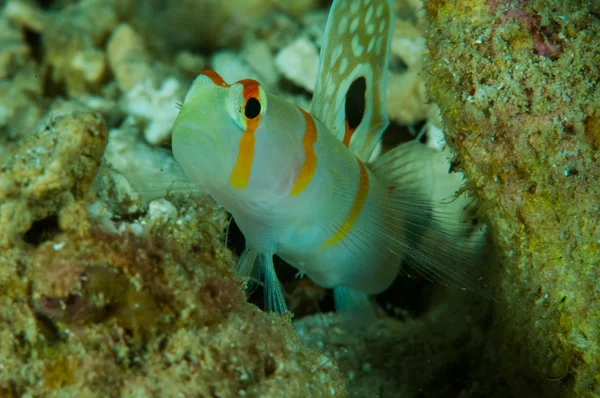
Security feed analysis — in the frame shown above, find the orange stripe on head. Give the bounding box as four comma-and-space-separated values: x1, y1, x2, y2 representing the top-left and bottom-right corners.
290, 108, 318, 196
230, 80, 262, 189
323, 158, 369, 247
200, 70, 229, 87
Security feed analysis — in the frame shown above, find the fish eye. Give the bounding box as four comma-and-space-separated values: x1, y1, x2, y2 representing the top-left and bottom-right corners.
244, 97, 261, 119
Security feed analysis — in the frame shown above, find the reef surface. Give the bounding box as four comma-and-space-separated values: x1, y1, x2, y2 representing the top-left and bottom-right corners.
3, 0, 594, 397
425, 0, 600, 396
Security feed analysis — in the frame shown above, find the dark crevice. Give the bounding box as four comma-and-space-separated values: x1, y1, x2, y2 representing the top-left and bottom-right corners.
278, 76, 313, 96
23, 29, 43, 63
33, 312, 63, 345
264, 355, 277, 377
24, 214, 60, 246
225, 216, 244, 257
43, 66, 67, 98
381, 120, 416, 149
36, 0, 56, 9
376, 271, 434, 319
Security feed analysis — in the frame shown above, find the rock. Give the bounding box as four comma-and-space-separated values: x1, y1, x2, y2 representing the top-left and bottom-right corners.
211, 50, 261, 85
386, 19, 429, 125
4, 0, 48, 33
242, 40, 278, 88
147, 198, 178, 222
107, 23, 153, 92
0, 106, 108, 248
122, 77, 184, 145
275, 37, 319, 92
0, 107, 347, 398
425, 0, 600, 395
0, 14, 31, 80
42, 0, 133, 96
175, 50, 206, 77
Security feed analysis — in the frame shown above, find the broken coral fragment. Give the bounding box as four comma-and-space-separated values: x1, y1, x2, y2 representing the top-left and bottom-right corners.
275, 37, 319, 92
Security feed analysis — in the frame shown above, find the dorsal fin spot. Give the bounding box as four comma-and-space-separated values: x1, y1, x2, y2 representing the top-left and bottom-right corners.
345, 76, 366, 131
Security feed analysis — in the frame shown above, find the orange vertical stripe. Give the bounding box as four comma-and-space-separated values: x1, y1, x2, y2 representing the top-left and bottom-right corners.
230, 80, 261, 189
343, 120, 355, 147
323, 159, 369, 247
230, 132, 255, 188
290, 109, 318, 196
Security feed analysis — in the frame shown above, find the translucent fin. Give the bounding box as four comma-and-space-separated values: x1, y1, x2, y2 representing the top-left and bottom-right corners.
236, 247, 262, 296
370, 140, 460, 201
236, 248, 288, 313
261, 253, 288, 314
310, 0, 394, 162
334, 286, 376, 319
368, 140, 492, 298
110, 148, 204, 205
318, 140, 490, 299
136, 164, 203, 203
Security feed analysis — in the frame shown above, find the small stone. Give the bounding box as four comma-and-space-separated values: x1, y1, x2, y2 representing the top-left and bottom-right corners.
175, 51, 206, 76
242, 41, 278, 88
275, 37, 319, 92
148, 198, 178, 222
107, 24, 152, 91
0, 17, 30, 80
385, 20, 429, 125
43, 0, 120, 95
5, 0, 48, 32
123, 77, 184, 145
211, 51, 260, 84
71, 48, 107, 84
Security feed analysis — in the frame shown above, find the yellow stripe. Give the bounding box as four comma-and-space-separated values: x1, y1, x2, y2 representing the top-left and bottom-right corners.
230, 130, 255, 188
290, 109, 318, 196
323, 159, 369, 247
230, 81, 261, 189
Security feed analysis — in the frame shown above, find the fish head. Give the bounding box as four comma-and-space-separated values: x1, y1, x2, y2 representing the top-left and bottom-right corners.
172, 70, 306, 204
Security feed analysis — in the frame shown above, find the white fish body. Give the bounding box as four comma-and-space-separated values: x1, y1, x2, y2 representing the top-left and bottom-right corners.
171, 0, 487, 315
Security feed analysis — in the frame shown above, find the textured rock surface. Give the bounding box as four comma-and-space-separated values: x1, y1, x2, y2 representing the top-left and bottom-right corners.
296, 290, 508, 398
0, 0, 558, 396
0, 108, 346, 397
424, 0, 600, 396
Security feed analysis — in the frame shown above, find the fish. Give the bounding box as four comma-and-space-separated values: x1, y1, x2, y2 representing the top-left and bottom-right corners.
171, 0, 488, 316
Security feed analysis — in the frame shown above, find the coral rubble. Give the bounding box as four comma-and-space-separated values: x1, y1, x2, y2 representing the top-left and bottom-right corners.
0, 107, 345, 397
425, 0, 600, 396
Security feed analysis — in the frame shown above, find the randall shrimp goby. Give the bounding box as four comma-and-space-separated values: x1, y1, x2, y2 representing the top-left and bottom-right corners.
171, 0, 488, 316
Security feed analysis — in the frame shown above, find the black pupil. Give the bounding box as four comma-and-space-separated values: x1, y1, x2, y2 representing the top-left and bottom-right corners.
244, 97, 261, 119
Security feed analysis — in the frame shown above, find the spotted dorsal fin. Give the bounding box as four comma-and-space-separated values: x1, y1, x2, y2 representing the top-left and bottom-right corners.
310, 0, 394, 162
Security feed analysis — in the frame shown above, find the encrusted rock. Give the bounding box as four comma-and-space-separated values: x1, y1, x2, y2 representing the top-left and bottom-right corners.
0, 107, 108, 248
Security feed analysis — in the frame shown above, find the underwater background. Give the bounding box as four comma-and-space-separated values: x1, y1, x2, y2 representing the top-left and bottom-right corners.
0, 0, 598, 397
